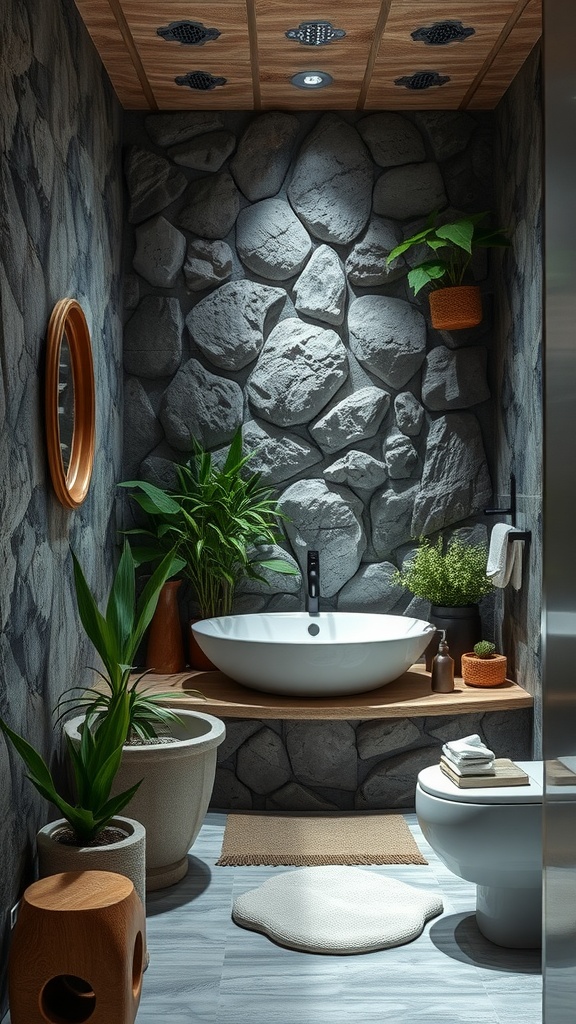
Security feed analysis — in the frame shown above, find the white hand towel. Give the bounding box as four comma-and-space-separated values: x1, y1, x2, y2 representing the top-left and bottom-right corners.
443, 735, 495, 761
440, 755, 495, 777
487, 523, 524, 590
442, 748, 495, 773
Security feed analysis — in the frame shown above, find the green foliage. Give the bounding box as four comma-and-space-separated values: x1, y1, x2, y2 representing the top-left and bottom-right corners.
395, 537, 494, 607
60, 541, 188, 741
474, 640, 496, 658
0, 709, 142, 845
387, 211, 510, 296
120, 427, 299, 619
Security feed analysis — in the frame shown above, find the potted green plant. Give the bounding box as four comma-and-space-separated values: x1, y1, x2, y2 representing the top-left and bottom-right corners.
63, 541, 226, 891
0, 708, 146, 904
395, 536, 494, 675
121, 426, 299, 668
387, 212, 510, 330
461, 641, 508, 688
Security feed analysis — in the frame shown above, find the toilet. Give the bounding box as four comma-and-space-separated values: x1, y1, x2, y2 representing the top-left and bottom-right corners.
416, 760, 542, 948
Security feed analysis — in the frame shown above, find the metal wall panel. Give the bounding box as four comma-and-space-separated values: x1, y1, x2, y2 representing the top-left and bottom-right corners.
542, 1, 576, 1018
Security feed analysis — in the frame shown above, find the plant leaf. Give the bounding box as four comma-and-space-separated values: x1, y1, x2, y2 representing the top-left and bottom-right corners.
436, 219, 474, 253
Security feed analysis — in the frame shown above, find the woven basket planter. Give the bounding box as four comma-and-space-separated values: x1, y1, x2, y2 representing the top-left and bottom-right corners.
461, 652, 507, 687
428, 285, 483, 330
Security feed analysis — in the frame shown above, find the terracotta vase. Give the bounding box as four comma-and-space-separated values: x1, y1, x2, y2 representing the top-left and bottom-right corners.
428, 285, 482, 330
146, 580, 185, 674
425, 604, 482, 677
188, 619, 217, 671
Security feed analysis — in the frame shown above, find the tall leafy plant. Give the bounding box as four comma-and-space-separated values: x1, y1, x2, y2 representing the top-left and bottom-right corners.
387, 211, 510, 296
60, 541, 189, 741
121, 428, 298, 619
0, 706, 141, 844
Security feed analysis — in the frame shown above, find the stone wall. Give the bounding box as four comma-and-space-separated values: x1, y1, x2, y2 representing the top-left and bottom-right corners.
0, 0, 123, 1012
493, 46, 543, 754
212, 710, 532, 811
122, 109, 497, 615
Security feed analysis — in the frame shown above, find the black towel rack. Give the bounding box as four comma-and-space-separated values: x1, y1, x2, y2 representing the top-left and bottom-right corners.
484, 475, 531, 544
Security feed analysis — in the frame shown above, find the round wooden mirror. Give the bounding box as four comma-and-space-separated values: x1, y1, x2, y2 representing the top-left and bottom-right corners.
45, 299, 95, 509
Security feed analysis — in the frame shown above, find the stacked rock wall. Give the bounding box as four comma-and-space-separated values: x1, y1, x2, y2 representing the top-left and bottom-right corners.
123, 108, 497, 613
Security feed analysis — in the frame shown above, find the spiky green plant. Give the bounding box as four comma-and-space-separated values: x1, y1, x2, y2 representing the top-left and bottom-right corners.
121, 427, 299, 619
395, 537, 494, 607
474, 641, 496, 658
58, 541, 195, 741
0, 706, 141, 844
387, 211, 510, 296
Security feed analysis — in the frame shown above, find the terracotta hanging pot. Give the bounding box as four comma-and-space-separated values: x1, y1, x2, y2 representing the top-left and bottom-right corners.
146, 580, 185, 674
428, 285, 482, 331
188, 618, 217, 671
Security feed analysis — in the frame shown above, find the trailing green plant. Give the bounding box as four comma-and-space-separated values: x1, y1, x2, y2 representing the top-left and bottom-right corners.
58, 540, 194, 742
0, 703, 142, 844
387, 211, 510, 296
473, 640, 497, 658
395, 537, 494, 607
120, 427, 299, 619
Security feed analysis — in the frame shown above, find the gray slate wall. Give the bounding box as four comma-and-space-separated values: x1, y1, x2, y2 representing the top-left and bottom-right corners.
494, 46, 543, 754
0, 0, 123, 1011
122, 109, 497, 616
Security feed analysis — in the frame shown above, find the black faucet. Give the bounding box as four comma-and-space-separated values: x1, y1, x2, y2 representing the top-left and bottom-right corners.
307, 550, 320, 615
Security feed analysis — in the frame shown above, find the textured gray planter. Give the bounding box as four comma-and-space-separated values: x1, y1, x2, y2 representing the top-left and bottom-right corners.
65, 710, 226, 891
36, 816, 146, 907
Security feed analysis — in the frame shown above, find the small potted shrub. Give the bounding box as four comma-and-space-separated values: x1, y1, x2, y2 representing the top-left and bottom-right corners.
395, 536, 494, 674
387, 211, 510, 330
461, 641, 508, 687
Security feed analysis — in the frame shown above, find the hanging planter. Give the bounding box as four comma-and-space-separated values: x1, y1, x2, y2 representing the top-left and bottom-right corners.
387, 212, 509, 332
428, 285, 483, 331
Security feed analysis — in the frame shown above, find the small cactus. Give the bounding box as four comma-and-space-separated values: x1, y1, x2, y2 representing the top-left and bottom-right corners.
474, 640, 496, 659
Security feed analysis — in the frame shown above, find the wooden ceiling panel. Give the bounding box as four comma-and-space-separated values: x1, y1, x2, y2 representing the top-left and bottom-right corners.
365, 0, 520, 109
255, 0, 382, 110
72, 0, 542, 111
73, 0, 151, 108
465, 0, 542, 109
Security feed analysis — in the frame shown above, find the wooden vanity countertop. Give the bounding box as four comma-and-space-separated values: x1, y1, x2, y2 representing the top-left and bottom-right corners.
129, 664, 533, 720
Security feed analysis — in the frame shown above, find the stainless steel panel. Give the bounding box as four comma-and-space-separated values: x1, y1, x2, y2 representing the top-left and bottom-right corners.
543, 1, 576, 1019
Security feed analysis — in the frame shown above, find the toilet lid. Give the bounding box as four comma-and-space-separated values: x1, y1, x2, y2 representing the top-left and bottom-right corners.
417, 760, 543, 804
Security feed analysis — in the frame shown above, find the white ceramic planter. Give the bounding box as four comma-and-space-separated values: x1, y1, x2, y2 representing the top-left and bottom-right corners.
65, 710, 226, 891
36, 816, 146, 906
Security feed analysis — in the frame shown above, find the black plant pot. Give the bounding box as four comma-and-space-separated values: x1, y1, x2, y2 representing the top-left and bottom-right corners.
424, 604, 482, 677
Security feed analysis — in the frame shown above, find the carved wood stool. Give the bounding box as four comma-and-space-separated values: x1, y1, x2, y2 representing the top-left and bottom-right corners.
9, 870, 145, 1024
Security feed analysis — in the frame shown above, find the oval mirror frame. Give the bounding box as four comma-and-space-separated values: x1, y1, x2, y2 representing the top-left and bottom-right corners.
45, 299, 95, 509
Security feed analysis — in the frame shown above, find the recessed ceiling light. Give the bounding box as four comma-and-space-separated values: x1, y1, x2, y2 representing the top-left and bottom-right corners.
291, 71, 333, 89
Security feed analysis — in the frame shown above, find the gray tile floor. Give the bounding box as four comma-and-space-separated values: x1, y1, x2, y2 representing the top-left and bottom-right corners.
139, 812, 542, 1024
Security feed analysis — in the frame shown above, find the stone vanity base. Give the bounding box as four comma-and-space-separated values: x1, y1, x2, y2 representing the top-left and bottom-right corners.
131, 669, 533, 811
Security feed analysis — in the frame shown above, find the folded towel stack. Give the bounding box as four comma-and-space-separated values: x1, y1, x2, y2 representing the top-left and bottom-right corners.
441, 734, 495, 777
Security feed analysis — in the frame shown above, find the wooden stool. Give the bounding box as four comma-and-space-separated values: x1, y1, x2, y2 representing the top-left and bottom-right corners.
9, 870, 145, 1024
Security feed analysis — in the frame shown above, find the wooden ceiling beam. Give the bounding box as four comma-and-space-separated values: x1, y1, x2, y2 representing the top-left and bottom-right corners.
459, 0, 533, 109
245, 0, 262, 110
106, 0, 157, 109
356, 0, 394, 110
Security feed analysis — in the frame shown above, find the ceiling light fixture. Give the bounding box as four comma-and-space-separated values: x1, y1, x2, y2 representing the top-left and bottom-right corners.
290, 71, 333, 89
286, 21, 346, 46
394, 71, 450, 90
411, 21, 475, 45
157, 20, 221, 45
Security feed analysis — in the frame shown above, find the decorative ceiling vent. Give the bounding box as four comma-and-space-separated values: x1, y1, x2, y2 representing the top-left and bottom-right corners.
394, 71, 450, 90
411, 21, 475, 45
175, 71, 227, 91
285, 21, 346, 46
158, 20, 221, 45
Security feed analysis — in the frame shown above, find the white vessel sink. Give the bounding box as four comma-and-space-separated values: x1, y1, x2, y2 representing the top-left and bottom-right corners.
191, 612, 435, 696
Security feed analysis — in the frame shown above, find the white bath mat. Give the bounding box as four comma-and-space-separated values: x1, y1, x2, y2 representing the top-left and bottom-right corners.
232, 866, 443, 954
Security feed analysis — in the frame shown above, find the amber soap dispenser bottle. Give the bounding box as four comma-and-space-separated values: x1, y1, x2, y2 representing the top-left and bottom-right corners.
431, 629, 455, 693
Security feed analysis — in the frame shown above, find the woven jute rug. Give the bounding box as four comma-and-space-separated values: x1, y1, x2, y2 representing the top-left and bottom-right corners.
216, 813, 427, 867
